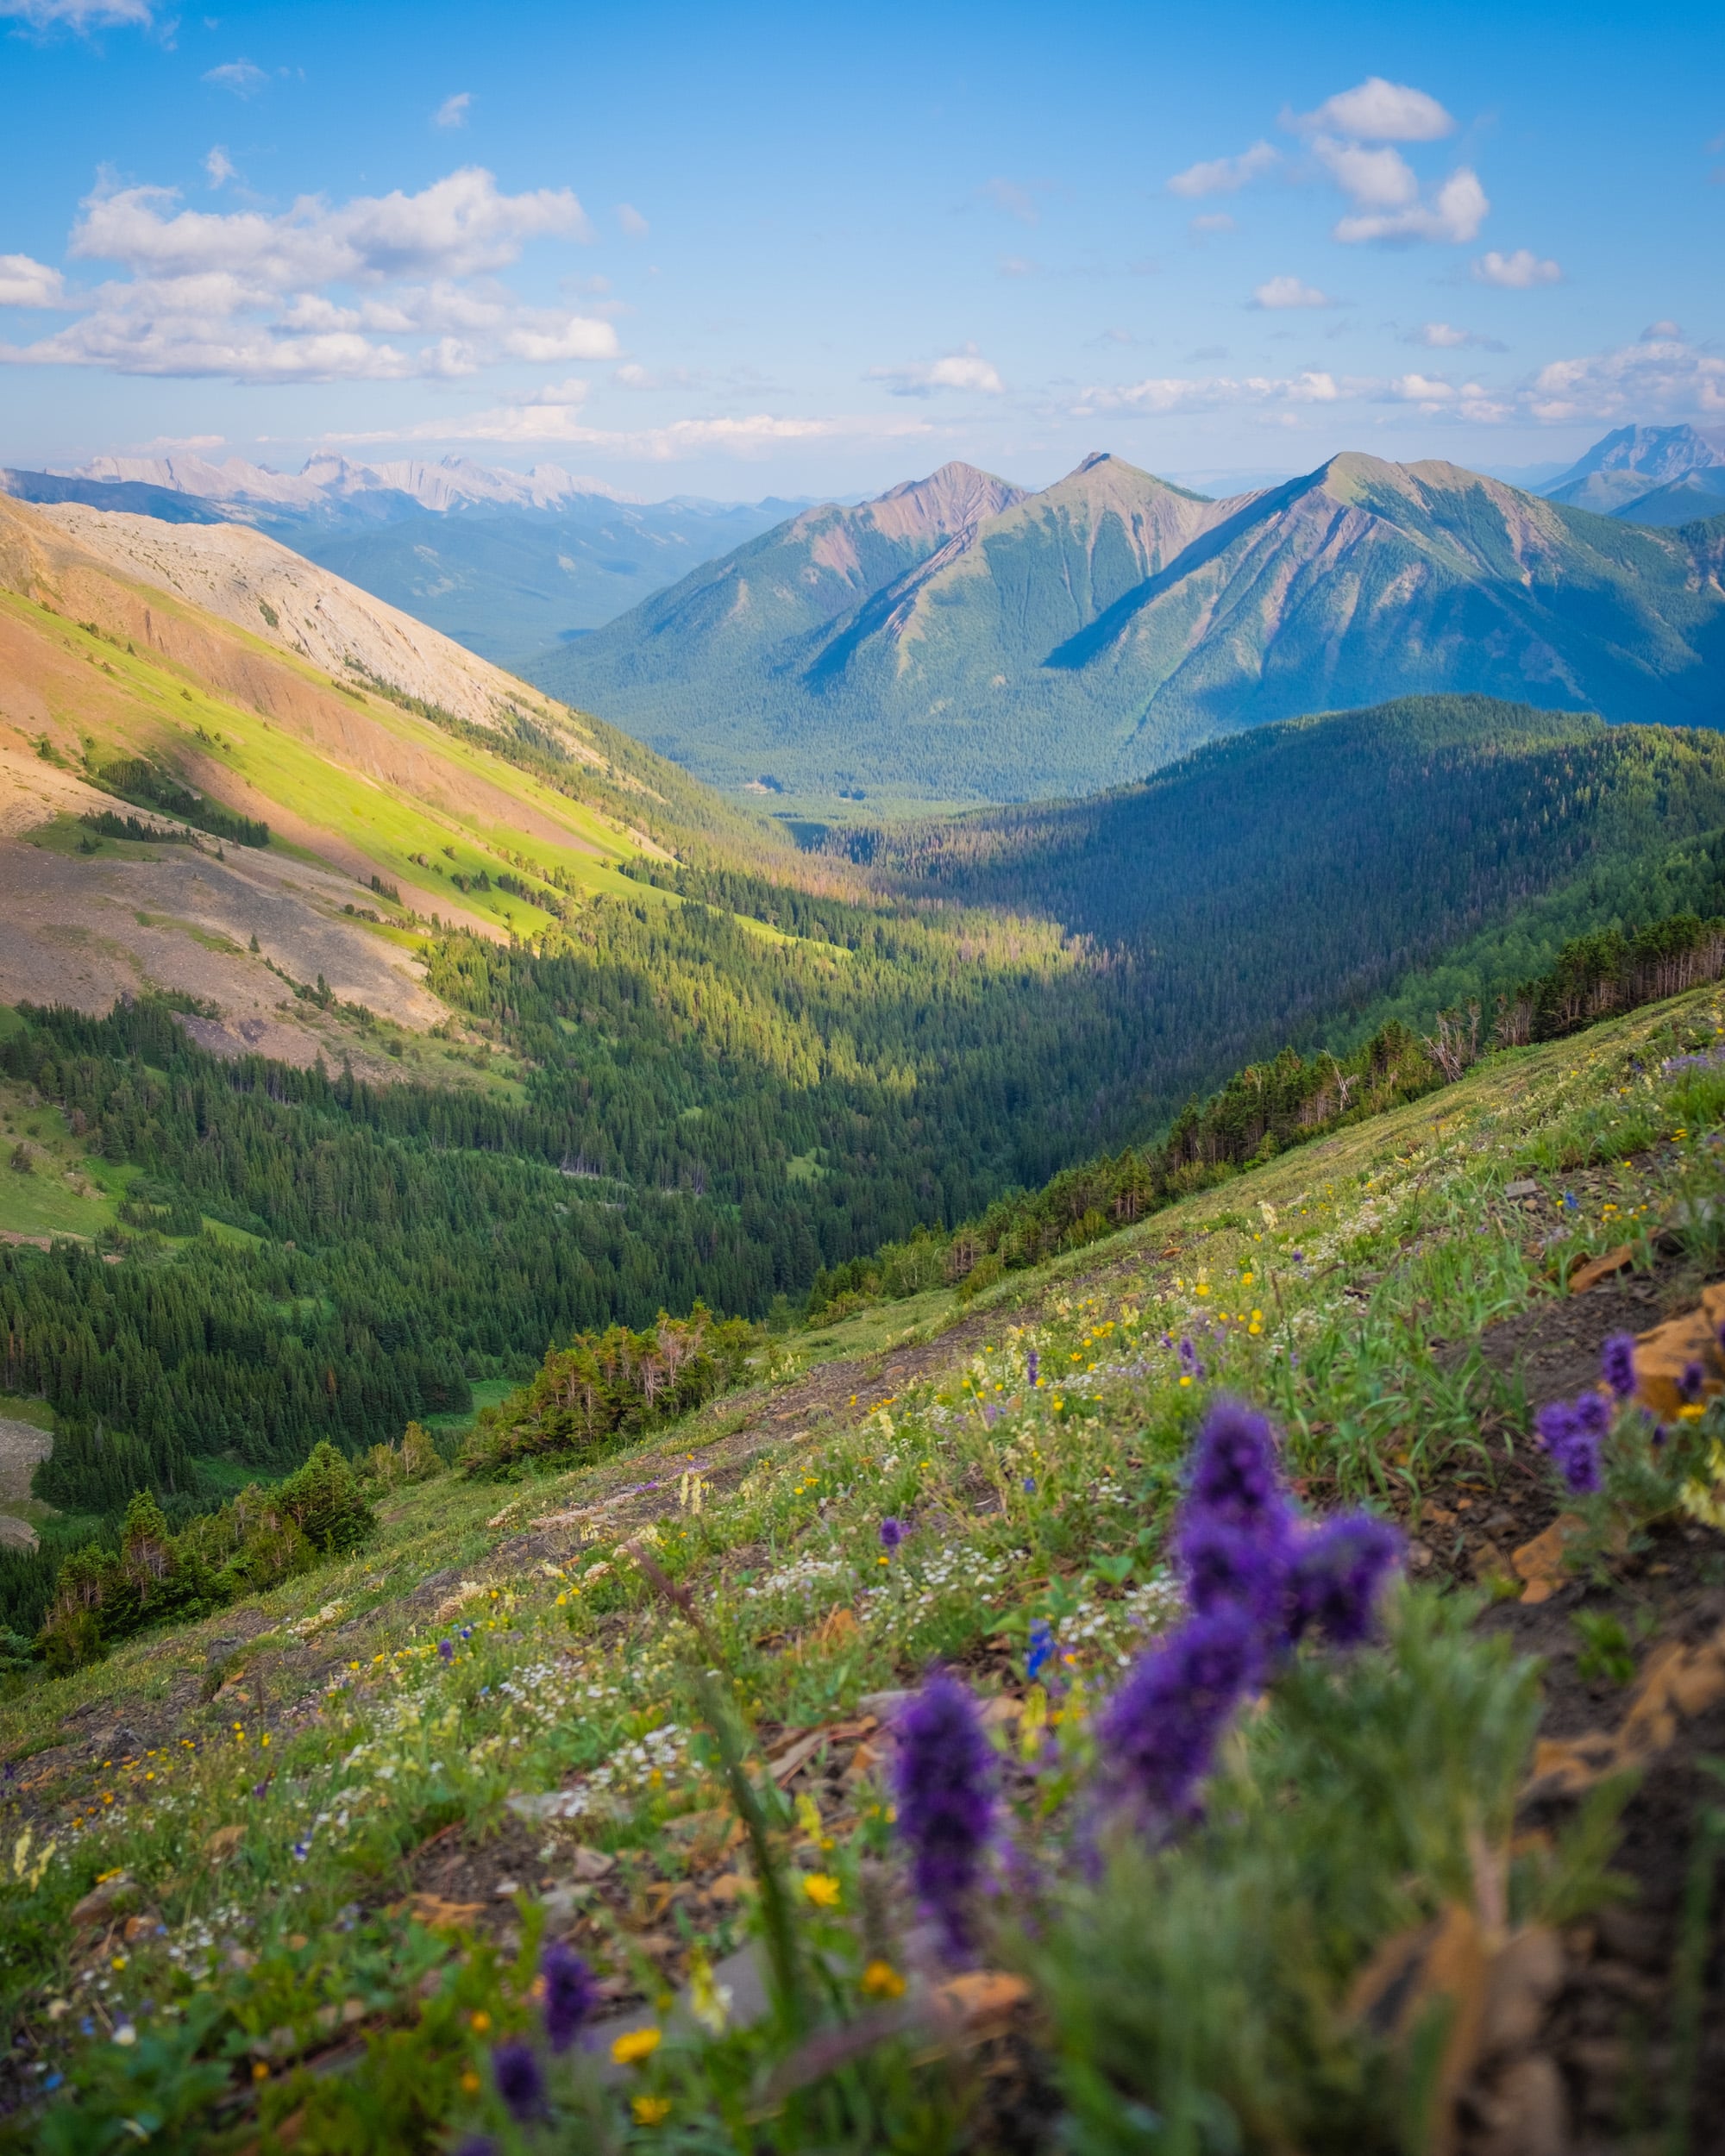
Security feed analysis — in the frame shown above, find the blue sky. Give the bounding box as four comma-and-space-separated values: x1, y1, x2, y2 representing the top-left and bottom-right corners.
0, 0, 1720, 499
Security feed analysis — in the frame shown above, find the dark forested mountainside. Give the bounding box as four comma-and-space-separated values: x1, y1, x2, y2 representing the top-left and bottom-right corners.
844, 698, 1725, 1075
530, 451, 1725, 804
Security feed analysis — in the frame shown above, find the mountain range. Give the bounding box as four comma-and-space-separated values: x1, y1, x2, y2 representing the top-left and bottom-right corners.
524, 447, 1725, 804
0, 452, 798, 663
1540, 422, 1725, 524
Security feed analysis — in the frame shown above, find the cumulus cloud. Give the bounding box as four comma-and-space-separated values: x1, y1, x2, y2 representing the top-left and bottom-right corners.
204, 147, 235, 190
1165, 141, 1278, 197
1250, 274, 1334, 310
616, 203, 649, 239
1523, 329, 1724, 423
500, 315, 619, 361
0, 253, 68, 307
0, 166, 605, 382
1076, 369, 1348, 417
434, 92, 472, 128
1292, 78, 1455, 141
203, 60, 267, 97
868, 345, 1006, 397
1473, 247, 1560, 287
1333, 163, 1488, 244
1642, 319, 1684, 340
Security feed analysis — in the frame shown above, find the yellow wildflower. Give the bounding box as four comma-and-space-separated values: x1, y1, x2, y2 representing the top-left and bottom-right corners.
861, 1959, 907, 1999
802, 1872, 842, 1908
633, 2096, 673, 2125
612, 2027, 662, 2066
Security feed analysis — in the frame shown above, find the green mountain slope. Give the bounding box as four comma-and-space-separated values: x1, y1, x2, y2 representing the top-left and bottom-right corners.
529, 450, 1725, 805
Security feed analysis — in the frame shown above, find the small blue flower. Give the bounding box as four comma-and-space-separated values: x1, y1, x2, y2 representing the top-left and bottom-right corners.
1026, 1619, 1057, 1683
437, 1639, 455, 1663
879, 1516, 905, 1552
1026, 1349, 1040, 1388
1022, 1475, 1037, 1494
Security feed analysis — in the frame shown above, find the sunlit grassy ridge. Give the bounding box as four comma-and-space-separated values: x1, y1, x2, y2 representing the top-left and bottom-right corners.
1, 984, 1721, 2146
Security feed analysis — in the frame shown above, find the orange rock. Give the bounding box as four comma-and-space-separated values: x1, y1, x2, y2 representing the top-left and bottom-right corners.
1634, 1287, 1725, 1417
1510, 1515, 1585, 1604
1569, 1244, 1633, 1295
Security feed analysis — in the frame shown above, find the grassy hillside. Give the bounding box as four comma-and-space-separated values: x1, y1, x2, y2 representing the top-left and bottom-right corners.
3, 984, 1723, 2147
530, 450, 1725, 806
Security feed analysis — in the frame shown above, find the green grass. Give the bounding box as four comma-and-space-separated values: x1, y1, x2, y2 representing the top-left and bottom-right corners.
421, 1378, 515, 1438
1, 985, 1721, 2149
0, 1081, 124, 1242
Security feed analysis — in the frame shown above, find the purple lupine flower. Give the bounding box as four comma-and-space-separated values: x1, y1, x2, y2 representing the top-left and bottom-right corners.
982, 1401, 999, 1428
892, 1672, 996, 1958
492, 2040, 547, 2122
1098, 1607, 1259, 1825
1026, 1349, 1039, 1388
1602, 1333, 1639, 1399
1025, 1620, 1057, 1683
1284, 1514, 1402, 1648
540, 1940, 598, 2053
1174, 1510, 1292, 1630
1571, 1390, 1611, 1438
1534, 1400, 1603, 1495
1679, 1360, 1708, 1406
1184, 1398, 1289, 1535
879, 1516, 905, 1553
437, 1639, 455, 1664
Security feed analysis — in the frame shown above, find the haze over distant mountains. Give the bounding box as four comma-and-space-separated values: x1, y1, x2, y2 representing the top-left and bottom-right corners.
0, 452, 800, 664
525, 446, 1725, 804
1539, 423, 1725, 526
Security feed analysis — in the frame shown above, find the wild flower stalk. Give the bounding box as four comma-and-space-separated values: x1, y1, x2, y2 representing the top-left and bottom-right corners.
1534, 1397, 1605, 1495
893, 1671, 996, 1959
541, 1940, 597, 2053
1602, 1332, 1638, 1400
1097, 1606, 1260, 1827
491, 2040, 547, 2122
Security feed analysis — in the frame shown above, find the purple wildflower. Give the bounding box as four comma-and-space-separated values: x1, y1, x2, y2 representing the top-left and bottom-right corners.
437, 1639, 455, 1664
455, 2142, 498, 2156
1571, 1390, 1612, 1438
1026, 1348, 1039, 1388
1022, 1475, 1037, 1494
1098, 1607, 1259, 1825
540, 1940, 598, 2053
1184, 1398, 1289, 1535
892, 1672, 996, 1958
1534, 1400, 1603, 1495
492, 2040, 547, 2123
1025, 1619, 1057, 1683
879, 1517, 905, 1553
1602, 1333, 1639, 1400
1679, 1360, 1708, 1406
1285, 1514, 1402, 1648
1174, 1510, 1292, 1630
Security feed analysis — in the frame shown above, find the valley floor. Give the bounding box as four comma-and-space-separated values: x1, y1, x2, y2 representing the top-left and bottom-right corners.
3, 989, 1725, 2149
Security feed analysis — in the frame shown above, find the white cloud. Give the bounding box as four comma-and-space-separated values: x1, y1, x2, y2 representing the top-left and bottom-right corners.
0, 167, 604, 382
868, 345, 1006, 397
1165, 141, 1278, 198
203, 60, 267, 97
204, 147, 235, 190
997, 253, 1038, 276
1642, 319, 1683, 340
1293, 78, 1454, 142
1473, 247, 1561, 288
0, 253, 68, 307
0, 0, 152, 24
1406, 320, 1508, 353
500, 314, 619, 362
434, 92, 472, 129
616, 203, 649, 239
1076, 369, 1347, 416
1311, 136, 1419, 211
1250, 274, 1334, 310
1189, 213, 1236, 237
1523, 330, 1725, 423
71, 167, 593, 284
1334, 165, 1488, 245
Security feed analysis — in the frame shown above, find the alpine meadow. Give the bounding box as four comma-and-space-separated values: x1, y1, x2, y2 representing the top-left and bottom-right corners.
1, 11, 1724, 2156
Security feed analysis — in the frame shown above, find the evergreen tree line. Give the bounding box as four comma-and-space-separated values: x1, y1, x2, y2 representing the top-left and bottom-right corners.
805, 900, 1725, 1320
